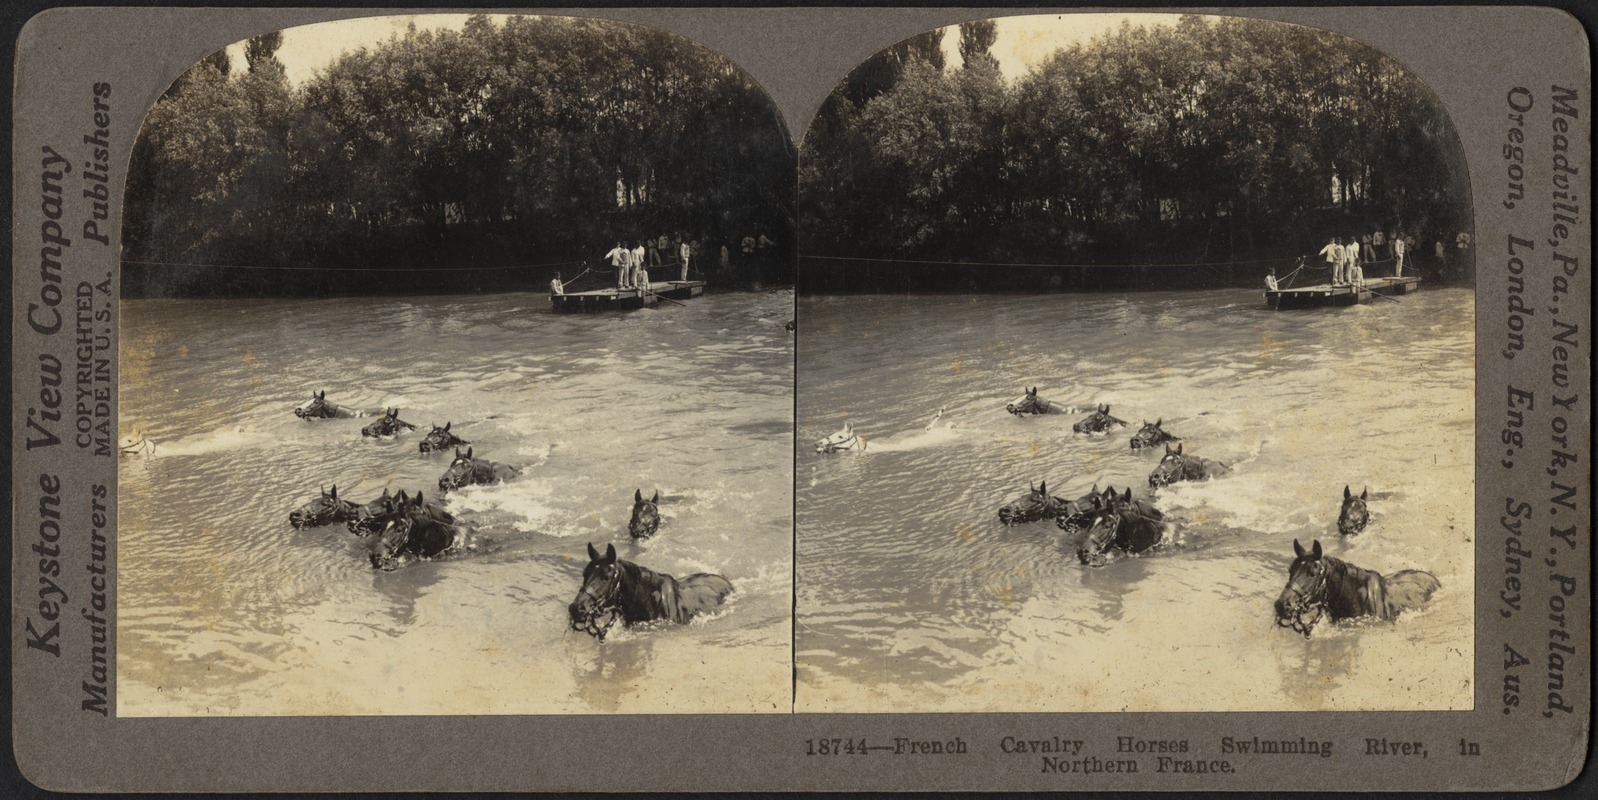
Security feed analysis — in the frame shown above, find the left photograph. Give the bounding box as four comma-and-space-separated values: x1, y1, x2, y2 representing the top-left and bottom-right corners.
116, 14, 796, 715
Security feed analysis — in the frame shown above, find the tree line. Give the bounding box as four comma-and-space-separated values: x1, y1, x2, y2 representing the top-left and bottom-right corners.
799, 15, 1474, 291
123, 15, 796, 297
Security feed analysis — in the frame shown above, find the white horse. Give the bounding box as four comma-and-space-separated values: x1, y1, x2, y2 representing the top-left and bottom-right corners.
815, 421, 867, 454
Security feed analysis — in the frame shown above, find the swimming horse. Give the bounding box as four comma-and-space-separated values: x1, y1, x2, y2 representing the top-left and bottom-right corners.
629, 489, 662, 540
997, 480, 1075, 525
1006, 387, 1074, 416
1337, 486, 1370, 535
364, 490, 467, 571
1274, 539, 1440, 637
1054, 484, 1112, 537
437, 447, 520, 493
347, 487, 454, 536
418, 421, 469, 454
288, 484, 360, 530
815, 422, 866, 453
361, 408, 417, 438
1129, 419, 1180, 450
568, 543, 734, 641
1075, 486, 1167, 567
1072, 404, 1127, 433
294, 389, 378, 420
1147, 442, 1232, 488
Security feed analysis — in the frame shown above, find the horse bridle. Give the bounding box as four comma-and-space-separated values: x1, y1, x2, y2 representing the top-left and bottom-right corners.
1277, 564, 1330, 637
573, 570, 624, 641
820, 433, 860, 452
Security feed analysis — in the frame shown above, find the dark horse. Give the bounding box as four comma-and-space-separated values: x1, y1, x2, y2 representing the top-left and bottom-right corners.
288, 484, 359, 529
1337, 486, 1370, 535
294, 389, 375, 420
361, 407, 417, 438
1076, 486, 1166, 567
1054, 484, 1112, 536
1129, 418, 1180, 450
348, 487, 454, 536
1274, 539, 1441, 636
1006, 386, 1072, 416
437, 447, 520, 492
997, 480, 1074, 525
418, 421, 469, 454
568, 543, 734, 641
364, 490, 465, 570
1148, 442, 1232, 488
628, 489, 662, 540
1072, 404, 1127, 433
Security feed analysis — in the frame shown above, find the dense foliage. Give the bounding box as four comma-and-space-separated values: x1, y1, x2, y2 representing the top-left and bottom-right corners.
124, 15, 795, 296
800, 16, 1473, 290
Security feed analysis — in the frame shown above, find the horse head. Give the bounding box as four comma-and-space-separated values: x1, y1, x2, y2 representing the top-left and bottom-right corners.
1275, 539, 1329, 636
629, 489, 661, 539
1006, 386, 1049, 416
1148, 442, 1187, 487
361, 407, 409, 438
1072, 404, 1125, 433
294, 389, 332, 419
1129, 418, 1176, 450
1076, 488, 1130, 567
438, 447, 477, 492
349, 487, 402, 535
1337, 486, 1370, 535
815, 422, 864, 454
1055, 484, 1107, 536
419, 421, 468, 454
998, 480, 1062, 525
289, 484, 356, 529
570, 542, 624, 640
365, 515, 414, 570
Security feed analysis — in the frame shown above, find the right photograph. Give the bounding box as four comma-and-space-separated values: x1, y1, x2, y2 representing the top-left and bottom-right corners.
796, 13, 1476, 712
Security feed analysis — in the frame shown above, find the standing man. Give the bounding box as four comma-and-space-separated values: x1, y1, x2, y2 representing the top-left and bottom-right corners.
551, 270, 565, 295
679, 234, 691, 282
605, 240, 628, 289
631, 239, 646, 286
1265, 267, 1280, 292
1372, 228, 1387, 262
1319, 237, 1343, 285
1392, 233, 1406, 277
1343, 235, 1360, 286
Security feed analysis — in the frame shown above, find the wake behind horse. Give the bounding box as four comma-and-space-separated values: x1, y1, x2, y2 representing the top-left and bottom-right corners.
1274, 539, 1440, 636
294, 390, 377, 420
1148, 442, 1231, 487
438, 447, 520, 492
568, 543, 734, 641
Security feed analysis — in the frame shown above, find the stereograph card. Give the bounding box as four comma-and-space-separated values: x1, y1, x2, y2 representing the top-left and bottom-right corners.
8, 3, 1592, 792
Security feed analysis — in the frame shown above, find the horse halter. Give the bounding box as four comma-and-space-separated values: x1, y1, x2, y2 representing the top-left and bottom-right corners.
1277, 564, 1330, 637
573, 569, 624, 641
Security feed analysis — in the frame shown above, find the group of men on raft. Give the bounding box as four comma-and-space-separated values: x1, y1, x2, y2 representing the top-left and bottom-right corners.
1266, 232, 1413, 292
549, 236, 693, 295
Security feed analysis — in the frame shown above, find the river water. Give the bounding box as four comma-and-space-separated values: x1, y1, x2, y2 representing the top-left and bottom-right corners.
118, 290, 794, 715
796, 287, 1474, 713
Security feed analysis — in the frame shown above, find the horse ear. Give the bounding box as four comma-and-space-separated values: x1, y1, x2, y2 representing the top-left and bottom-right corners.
1039, 480, 1047, 494
1155, 418, 1162, 427
443, 422, 451, 432
316, 390, 324, 400
587, 542, 601, 562
466, 447, 473, 459
1361, 487, 1368, 500
1293, 539, 1306, 558
1122, 487, 1132, 502
330, 484, 337, 500
1090, 483, 1098, 494
603, 543, 617, 565
1175, 442, 1183, 455
651, 491, 659, 503
1311, 540, 1323, 559
414, 491, 424, 506
1344, 485, 1351, 499
635, 488, 643, 503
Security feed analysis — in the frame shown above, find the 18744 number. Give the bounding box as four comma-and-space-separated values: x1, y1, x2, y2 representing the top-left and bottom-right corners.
806, 738, 869, 755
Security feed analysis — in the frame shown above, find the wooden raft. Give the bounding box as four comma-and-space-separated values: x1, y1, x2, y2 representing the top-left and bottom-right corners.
1265, 276, 1421, 310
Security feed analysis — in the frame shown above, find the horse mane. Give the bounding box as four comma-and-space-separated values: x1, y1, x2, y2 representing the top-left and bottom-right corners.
615, 559, 679, 624
1317, 555, 1385, 620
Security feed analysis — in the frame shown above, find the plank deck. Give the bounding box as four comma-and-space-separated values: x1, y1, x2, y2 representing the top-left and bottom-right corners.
550, 280, 706, 313
1265, 276, 1420, 310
